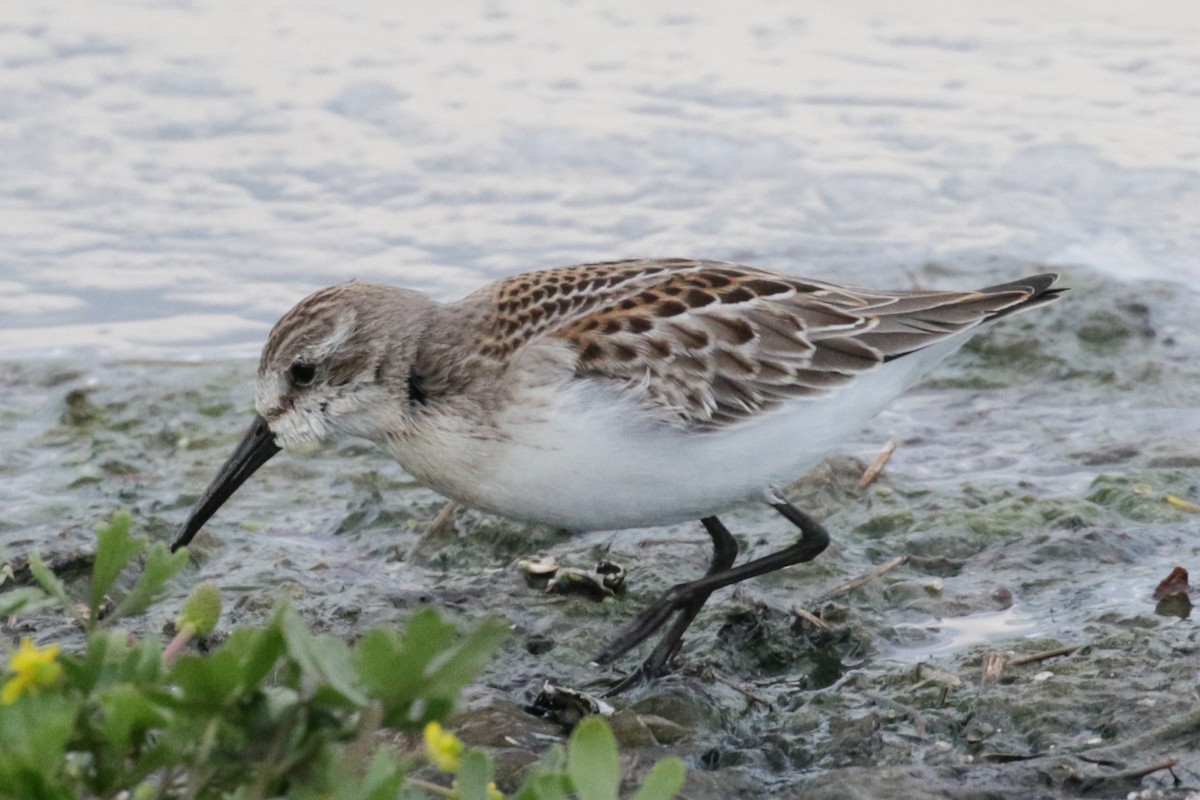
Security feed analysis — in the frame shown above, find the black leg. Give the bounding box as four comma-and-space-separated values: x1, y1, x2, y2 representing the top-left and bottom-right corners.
602, 516, 738, 696
596, 496, 830, 692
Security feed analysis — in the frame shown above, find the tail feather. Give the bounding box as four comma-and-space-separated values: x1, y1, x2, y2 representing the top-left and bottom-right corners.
875, 273, 1064, 362
978, 273, 1065, 320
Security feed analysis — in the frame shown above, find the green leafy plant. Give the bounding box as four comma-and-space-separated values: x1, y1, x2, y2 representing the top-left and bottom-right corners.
0, 511, 686, 799
514, 717, 685, 800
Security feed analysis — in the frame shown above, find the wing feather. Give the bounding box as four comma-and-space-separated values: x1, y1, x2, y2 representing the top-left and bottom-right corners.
466, 259, 1060, 429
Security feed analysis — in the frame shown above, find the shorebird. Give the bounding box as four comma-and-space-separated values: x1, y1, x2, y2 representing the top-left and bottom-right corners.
173, 259, 1062, 692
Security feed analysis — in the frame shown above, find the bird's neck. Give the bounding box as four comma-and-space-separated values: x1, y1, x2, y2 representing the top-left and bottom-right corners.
409, 300, 503, 410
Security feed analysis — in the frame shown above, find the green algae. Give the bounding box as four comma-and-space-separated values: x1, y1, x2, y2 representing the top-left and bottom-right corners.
1086, 472, 1198, 523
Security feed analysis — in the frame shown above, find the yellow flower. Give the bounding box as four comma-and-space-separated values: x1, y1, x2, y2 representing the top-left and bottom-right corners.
423, 721, 464, 772
2, 638, 63, 704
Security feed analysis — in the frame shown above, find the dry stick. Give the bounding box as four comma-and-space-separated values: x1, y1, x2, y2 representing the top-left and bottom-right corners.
817, 555, 909, 602
427, 501, 459, 535
1077, 757, 1182, 793
857, 439, 898, 489
1107, 758, 1179, 782
708, 668, 773, 706
405, 778, 455, 798
1008, 644, 1081, 667
794, 556, 907, 631
406, 501, 460, 563
791, 606, 831, 631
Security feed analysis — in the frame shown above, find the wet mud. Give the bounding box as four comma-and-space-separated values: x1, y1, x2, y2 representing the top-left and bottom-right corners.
2, 265, 1199, 798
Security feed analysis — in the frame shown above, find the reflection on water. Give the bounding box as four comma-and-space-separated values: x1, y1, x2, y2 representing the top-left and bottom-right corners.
887, 605, 1043, 662
883, 556, 1197, 664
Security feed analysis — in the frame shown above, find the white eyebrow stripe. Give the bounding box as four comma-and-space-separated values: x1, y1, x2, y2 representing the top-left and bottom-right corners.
310, 310, 358, 361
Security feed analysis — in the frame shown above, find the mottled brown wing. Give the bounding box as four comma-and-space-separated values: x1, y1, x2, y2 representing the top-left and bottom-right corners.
475, 259, 1058, 429
471, 258, 700, 359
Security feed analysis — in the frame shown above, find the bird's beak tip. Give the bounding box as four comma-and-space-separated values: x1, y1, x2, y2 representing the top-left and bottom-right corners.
175, 414, 281, 550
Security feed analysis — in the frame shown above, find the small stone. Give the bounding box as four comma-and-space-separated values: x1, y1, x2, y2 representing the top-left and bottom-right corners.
608, 709, 656, 748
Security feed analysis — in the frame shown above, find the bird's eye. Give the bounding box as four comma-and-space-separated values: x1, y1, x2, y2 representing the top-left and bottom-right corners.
289, 362, 317, 386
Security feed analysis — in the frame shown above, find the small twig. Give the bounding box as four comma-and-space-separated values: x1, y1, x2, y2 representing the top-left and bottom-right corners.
818, 555, 908, 602
1118, 758, 1176, 782
406, 501, 460, 563
405, 777, 455, 797
1164, 494, 1200, 513
708, 668, 773, 706
1008, 644, 1081, 667
427, 501, 459, 535
791, 606, 831, 631
1108, 757, 1179, 782
857, 439, 898, 489
863, 690, 927, 735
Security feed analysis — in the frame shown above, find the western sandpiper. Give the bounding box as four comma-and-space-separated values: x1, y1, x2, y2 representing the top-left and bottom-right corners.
173, 259, 1062, 692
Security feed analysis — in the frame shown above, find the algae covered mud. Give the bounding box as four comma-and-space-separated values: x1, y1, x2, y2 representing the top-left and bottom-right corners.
3, 265, 1199, 798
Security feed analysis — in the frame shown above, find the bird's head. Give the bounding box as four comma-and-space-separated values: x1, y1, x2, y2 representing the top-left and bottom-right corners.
172, 282, 432, 551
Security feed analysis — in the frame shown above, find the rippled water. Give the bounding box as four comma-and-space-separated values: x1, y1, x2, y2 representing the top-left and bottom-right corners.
2, 1, 1199, 357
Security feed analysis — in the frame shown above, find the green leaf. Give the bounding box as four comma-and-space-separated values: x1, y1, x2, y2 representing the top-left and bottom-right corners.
279, 606, 368, 706
116, 635, 167, 686
354, 611, 507, 728
354, 748, 407, 800
110, 542, 188, 621
567, 717, 619, 800
170, 648, 244, 706
629, 758, 686, 800
514, 773, 570, 800
97, 684, 169, 749
0, 693, 77, 783
89, 510, 143, 626
457, 750, 493, 800
233, 617, 288, 691
0, 587, 55, 618
425, 617, 509, 696
27, 550, 75, 619
59, 629, 113, 694
513, 744, 569, 800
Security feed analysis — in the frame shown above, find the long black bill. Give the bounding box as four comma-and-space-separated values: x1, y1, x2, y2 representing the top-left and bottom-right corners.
172, 414, 282, 552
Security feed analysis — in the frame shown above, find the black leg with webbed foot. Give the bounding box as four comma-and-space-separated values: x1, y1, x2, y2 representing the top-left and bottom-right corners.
596, 496, 831, 695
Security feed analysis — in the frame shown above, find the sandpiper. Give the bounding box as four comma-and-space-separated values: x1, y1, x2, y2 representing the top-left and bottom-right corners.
173, 258, 1062, 692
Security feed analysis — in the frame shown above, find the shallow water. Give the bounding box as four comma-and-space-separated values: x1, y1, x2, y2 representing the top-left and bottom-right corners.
3, 2, 1200, 797
3, 2, 1200, 357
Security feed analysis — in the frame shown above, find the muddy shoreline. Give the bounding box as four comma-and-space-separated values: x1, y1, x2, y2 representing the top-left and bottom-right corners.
3, 266, 1199, 797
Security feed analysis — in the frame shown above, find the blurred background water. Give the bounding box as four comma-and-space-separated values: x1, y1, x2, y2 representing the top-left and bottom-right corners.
2, 0, 1198, 358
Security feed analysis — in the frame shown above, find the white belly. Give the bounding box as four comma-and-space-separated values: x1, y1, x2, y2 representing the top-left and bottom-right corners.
421, 335, 968, 531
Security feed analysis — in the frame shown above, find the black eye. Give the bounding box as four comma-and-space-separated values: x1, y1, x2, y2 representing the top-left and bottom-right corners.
289, 362, 316, 386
